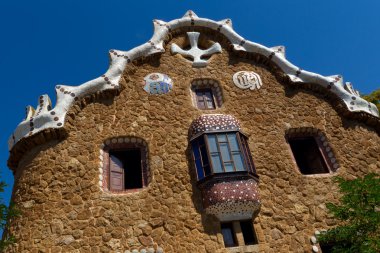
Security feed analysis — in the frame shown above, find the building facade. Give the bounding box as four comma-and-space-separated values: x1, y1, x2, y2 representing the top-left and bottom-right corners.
5, 11, 380, 253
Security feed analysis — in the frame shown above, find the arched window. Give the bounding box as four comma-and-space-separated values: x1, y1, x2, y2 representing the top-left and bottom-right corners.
191, 79, 223, 110
285, 128, 339, 175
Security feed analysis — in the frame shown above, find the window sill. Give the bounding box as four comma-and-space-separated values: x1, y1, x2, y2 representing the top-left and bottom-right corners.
226, 245, 259, 253
100, 186, 148, 197
301, 172, 335, 178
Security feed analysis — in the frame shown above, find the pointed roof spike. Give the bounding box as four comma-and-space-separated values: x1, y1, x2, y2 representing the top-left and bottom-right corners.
328, 75, 344, 86
153, 19, 167, 26
25, 106, 35, 121
183, 10, 198, 18
344, 82, 360, 96
219, 19, 233, 28
270, 46, 286, 58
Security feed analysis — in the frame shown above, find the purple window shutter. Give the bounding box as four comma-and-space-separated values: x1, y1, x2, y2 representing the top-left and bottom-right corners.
109, 155, 124, 191
196, 91, 206, 109
204, 91, 215, 109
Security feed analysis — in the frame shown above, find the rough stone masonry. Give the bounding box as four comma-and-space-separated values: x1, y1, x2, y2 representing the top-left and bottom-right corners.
5, 11, 380, 253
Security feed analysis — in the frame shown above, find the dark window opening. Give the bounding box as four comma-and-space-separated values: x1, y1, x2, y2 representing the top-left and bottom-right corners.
240, 220, 258, 245
221, 223, 237, 247
192, 136, 211, 180
320, 243, 334, 253
191, 132, 256, 181
195, 89, 216, 110
221, 221, 258, 248
109, 149, 143, 190
288, 137, 329, 175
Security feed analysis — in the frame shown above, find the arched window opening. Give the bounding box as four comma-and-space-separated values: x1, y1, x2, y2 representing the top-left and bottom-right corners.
286, 128, 339, 175
191, 79, 223, 110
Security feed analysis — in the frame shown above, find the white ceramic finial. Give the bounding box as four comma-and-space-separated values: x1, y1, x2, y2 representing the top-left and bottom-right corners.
171, 32, 222, 67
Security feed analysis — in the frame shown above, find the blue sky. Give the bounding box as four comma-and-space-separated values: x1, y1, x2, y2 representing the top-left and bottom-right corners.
0, 0, 379, 214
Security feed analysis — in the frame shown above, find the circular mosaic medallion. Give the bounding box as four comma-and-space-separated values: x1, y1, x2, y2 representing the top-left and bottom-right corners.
233, 71, 263, 90
143, 73, 173, 94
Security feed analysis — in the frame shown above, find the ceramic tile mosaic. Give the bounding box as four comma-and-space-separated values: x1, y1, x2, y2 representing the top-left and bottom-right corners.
198, 176, 260, 221
309, 230, 323, 253
189, 114, 241, 139
125, 248, 164, 253
232, 71, 263, 90
8, 10, 379, 151
171, 32, 222, 67
142, 73, 173, 95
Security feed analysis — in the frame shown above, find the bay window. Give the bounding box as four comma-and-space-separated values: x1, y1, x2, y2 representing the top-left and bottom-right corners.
191, 131, 256, 180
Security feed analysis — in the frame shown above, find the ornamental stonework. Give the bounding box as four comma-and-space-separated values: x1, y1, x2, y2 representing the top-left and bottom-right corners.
233, 71, 263, 90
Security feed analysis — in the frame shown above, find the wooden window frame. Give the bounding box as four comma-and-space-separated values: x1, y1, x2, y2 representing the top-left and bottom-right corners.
195, 88, 216, 110
221, 220, 258, 248
221, 222, 238, 247
108, 147, 147, 191
191, 79, 223, 109
286, 135, 332, 175
102, 138, 149, 193
191, 131, 257, 181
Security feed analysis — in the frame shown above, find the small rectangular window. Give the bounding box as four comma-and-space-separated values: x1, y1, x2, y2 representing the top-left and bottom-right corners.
240, 220, 258, 245
195, 89, 216, 110
221, 223, 237, 247
109, 149, 143, 190
288, 137, 329, 175
221, 221, 258, 248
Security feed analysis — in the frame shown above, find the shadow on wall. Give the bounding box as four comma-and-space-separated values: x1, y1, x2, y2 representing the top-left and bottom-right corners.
185, 144, 221, 237
284, 85, 380, 134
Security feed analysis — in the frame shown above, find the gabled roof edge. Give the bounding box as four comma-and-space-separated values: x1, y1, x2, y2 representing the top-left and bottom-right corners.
8, 10, 379, 151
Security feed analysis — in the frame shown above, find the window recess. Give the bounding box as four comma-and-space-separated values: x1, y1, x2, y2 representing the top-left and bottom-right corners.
191, 79, 223, 110
101, 137, 149, 192
221, 220, 258, 248
286, 128, 339, 175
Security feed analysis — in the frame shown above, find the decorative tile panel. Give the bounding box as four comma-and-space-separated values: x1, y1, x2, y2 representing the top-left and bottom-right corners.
233, 71, 263, 90
198, 174, 260, 221
189, 114, 241, 139
143, 73, 173, 94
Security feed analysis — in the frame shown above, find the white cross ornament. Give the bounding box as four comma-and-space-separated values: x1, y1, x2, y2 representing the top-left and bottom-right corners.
171, 32, 222, 68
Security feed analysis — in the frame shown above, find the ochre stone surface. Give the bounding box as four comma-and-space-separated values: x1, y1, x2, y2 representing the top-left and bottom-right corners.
5, 30, 380, 253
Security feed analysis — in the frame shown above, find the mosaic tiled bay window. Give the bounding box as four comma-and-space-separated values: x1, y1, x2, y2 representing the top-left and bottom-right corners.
189, 114, 260, 221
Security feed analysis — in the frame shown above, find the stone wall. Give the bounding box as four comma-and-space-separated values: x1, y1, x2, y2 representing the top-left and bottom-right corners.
6, 30, 380, 252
